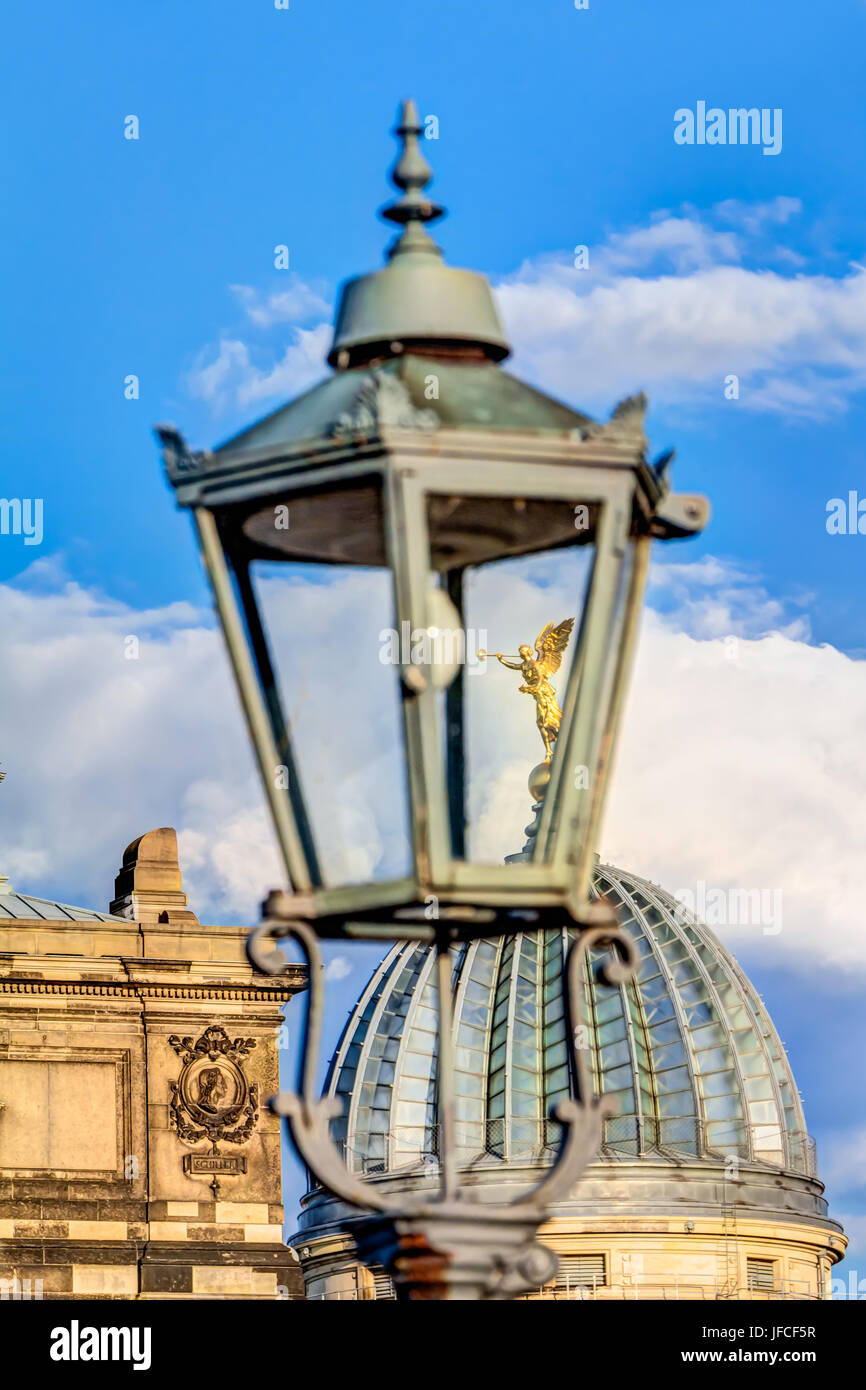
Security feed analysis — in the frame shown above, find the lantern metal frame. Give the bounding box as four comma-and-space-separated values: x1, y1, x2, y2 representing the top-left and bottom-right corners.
159, 392, 708, 1300
161, 414, 707, 943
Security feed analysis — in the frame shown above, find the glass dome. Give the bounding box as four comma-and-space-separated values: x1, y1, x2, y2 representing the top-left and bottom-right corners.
324, 862, 814, 1180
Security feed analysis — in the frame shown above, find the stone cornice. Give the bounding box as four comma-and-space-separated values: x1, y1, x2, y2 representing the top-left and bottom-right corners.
0, 975, 302, 1002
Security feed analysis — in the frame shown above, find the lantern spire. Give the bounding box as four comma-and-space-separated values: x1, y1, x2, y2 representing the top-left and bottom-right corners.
327, 97, 510, 367
381, 99, 444, 258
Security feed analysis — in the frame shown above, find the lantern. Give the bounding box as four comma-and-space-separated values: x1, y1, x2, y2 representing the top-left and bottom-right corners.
157, 100, 708, 1299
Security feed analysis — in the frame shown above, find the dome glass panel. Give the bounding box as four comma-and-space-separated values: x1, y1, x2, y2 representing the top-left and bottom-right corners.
323, 864, 811, 1178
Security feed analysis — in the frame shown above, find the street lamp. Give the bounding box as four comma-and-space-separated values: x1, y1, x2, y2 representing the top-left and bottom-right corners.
157, 99, 708, 1299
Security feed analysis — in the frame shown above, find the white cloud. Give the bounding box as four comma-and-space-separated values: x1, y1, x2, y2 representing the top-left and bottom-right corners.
187, 324, 331, 412
602, 607, 866, 973
495, 251, 866, 419
592, 213, 742, 274
182, 200, 866, 422
713, 195, 803, 236
3, 555, 863, 981
646, 556, 813, 641
820, 1126, 866, 1196
185, 273, 334, 412
177, 782, 282, 920
0, 564, 277, 923
325, 955, 352, 982
829, 1217, 866, 1274
488, 198, 866, 419
229, 278, 331, 329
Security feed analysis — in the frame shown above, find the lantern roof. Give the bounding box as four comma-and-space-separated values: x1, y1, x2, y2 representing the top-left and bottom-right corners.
212, 353, 594, 459
328, 99, 511, 368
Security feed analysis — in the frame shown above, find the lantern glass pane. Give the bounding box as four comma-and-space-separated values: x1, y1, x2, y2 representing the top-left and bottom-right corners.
424, 492, 599, 867
247, 552, 412, 890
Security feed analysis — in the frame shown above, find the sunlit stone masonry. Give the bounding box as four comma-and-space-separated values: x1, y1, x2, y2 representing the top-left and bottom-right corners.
0, 827, 306, 1300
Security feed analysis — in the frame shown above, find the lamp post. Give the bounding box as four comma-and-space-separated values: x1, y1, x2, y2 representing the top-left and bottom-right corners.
157, 99, 708, 1299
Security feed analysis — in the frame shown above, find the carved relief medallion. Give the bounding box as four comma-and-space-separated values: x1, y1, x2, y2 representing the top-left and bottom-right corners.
168, 1025, 259, 1155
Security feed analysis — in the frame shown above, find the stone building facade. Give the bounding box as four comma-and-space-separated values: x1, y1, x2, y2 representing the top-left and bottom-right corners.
0, 827, 305, 1300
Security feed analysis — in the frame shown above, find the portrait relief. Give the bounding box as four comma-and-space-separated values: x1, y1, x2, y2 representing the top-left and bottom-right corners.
168, 1026, 259, 1152
196, 1065, 230, 1114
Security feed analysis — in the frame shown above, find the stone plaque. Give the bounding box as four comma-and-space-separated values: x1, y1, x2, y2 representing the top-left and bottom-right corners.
183, 1153, 247, 1176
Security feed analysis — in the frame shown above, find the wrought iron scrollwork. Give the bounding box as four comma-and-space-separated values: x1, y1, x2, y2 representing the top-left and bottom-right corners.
247, 913, 637, 1229
248, 917, 395, 1212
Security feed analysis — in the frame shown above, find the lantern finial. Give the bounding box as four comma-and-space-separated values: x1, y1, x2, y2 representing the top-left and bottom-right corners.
381, 99, 444, 258
328, 97, 510, 366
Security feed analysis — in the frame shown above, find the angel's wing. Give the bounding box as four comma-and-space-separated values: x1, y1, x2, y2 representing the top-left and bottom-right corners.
534, 617, 575, 677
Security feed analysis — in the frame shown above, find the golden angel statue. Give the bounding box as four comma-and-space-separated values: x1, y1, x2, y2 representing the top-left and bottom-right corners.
480, 618, 575, 760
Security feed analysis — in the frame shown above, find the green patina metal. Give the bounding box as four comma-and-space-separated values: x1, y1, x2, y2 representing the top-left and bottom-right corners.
211, 355, 595, 462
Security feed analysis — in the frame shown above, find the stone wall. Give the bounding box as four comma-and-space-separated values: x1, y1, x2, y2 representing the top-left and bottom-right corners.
0, 828, 307, 1300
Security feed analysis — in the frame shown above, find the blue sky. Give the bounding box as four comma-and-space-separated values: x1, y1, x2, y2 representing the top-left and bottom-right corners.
4, 0, 866, 639
2, 0, 866, 1291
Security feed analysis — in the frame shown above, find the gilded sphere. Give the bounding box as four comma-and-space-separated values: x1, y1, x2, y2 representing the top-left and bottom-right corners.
528, 760, 551, 803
